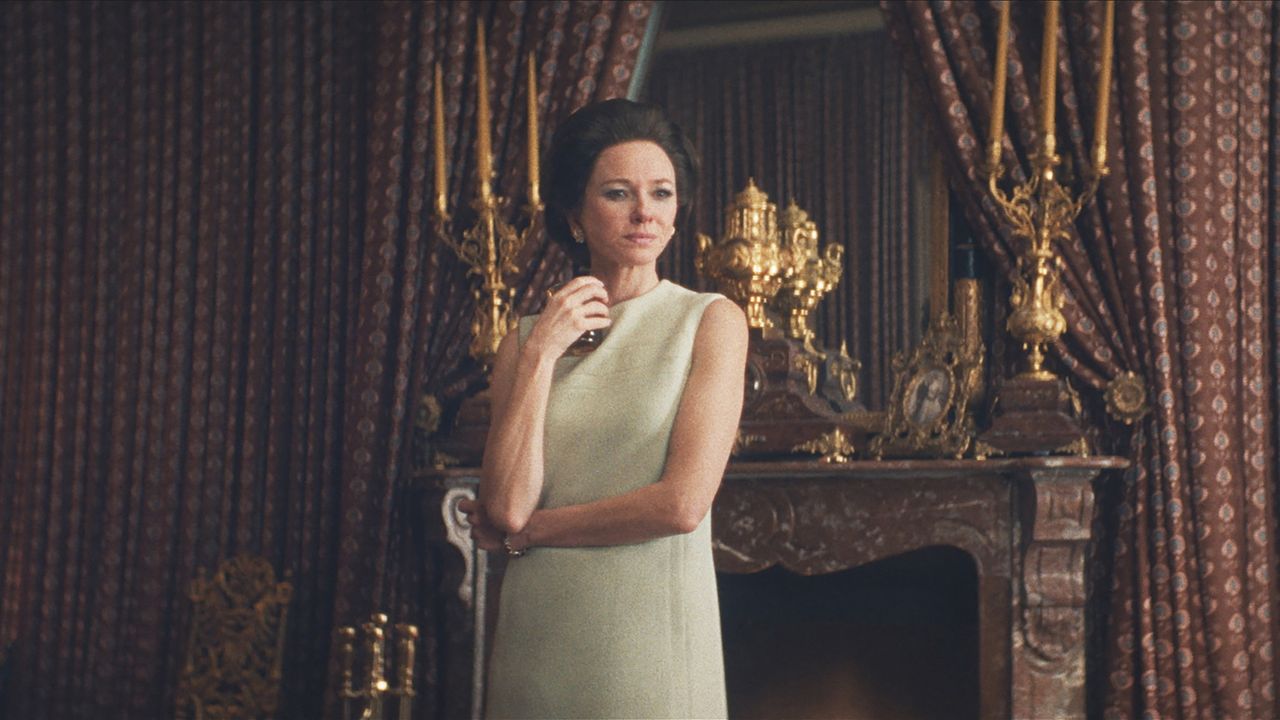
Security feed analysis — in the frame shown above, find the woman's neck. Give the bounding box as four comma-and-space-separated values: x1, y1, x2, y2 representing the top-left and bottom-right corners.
592, 264, 660, 305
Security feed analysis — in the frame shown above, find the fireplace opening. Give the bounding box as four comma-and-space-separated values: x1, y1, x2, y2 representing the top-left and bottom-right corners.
717, 545, 979, 719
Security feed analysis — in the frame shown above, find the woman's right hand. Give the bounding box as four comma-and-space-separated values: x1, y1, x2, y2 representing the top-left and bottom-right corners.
524, 275, 611, 360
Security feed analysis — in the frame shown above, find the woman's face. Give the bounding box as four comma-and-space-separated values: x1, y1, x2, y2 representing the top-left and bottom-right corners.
571, 140, 678, 271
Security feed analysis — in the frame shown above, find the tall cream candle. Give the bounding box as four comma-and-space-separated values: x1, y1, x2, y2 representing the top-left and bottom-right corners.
527, 52, 540, 205
987, 0, 1011, 172
475, 24, 492, 197
433, 61, 447, 215
1092, 0, 1115, 170
1039, 0, 1060, 155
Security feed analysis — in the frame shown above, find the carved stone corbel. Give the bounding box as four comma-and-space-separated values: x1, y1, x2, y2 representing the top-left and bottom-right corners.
1012, 466, 1096, 720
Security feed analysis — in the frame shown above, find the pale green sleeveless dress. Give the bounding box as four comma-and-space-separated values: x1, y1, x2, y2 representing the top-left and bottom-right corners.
485, 280, 728, 719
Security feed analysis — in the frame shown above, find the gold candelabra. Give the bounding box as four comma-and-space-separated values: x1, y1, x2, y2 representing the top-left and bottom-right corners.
436, 26, 544, 361
984, 0, 1113, 379
336, 614, 418, 720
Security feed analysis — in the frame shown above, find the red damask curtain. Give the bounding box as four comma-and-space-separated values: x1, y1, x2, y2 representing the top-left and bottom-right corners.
0, 1, 653, 718
1, 4, 377, 717
883, 1, 1279, 717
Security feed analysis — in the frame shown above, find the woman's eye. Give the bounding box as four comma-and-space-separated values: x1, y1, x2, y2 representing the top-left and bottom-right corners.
604, 188, 628, 200
653, 188, 674, 200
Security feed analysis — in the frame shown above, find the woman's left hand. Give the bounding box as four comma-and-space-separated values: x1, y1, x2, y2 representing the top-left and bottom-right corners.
458, 497, 503, 552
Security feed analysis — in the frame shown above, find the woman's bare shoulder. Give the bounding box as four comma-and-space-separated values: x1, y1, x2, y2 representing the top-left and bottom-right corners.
694, 297, 747, 350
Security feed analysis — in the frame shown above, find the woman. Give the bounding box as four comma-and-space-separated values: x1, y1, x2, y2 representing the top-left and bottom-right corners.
458, 99, 748, 718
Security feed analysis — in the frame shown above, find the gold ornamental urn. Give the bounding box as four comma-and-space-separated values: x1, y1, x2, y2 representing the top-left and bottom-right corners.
772, 200, 843, 349
695, 179, 792, 330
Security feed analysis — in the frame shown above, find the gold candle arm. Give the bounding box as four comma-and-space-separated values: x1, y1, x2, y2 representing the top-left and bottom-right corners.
1092, 0, 1115, 172
395, 624, 417, 693
396, 624, 418, 720
434, 62, 448, 218
527, 52, 540, 206
987, 0, 1011, 174
337, 626, 357, 700
365, 614, 388, 695
1038, 0, 1060, 159
476, 24, 493, 198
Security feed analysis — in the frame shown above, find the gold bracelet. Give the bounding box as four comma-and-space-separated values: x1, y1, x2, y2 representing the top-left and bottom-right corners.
502, 533, 526, 558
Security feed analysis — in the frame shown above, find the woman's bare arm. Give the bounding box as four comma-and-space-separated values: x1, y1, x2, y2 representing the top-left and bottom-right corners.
495, 297, 748, 550
479, 276, 610, 533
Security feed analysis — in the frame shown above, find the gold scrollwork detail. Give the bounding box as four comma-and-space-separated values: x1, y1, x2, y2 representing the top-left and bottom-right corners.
1054, 437, 1091, 457
431, 450, 461, 470
732, 431, 766, 457
793, 352, 820, 396
971, 440, 1002, 461
829, 341, 860, 404
418, 394, 443, 434
793, 427, 855, 463
1104, 371, 1149, 425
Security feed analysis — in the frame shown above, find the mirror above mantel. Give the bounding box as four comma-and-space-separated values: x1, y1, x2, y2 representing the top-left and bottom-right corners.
640, 0, 953, 417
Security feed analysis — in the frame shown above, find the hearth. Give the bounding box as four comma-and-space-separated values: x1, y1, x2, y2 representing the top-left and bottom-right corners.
719, 547, 978, 719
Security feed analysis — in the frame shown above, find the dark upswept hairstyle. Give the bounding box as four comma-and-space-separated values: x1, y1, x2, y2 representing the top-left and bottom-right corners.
541, 98, 698, 268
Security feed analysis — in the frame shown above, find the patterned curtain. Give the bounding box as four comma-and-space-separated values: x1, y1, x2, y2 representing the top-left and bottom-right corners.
882, 1, 1279, 717
0, 1, 653, 719
645, 32, 937, 408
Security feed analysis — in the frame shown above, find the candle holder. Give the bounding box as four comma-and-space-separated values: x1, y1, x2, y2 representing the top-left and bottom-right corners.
435, 190, 542, 361
336, 614, 418, 720
435, 30, 544, 363
978, 0, 1113, 456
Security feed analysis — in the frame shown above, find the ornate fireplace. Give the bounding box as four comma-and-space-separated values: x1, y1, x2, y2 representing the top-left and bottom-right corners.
427, 454, 1123, 719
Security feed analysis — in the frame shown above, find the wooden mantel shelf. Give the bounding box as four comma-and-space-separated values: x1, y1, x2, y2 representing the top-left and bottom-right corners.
421, 455, 1128, 720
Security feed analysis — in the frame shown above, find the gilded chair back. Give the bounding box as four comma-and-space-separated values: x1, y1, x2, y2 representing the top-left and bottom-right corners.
175, 554, 293, 720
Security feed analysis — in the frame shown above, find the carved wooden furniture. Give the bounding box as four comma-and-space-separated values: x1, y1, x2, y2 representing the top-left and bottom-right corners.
175, 555, 292, 720
427, 455, 1124, 720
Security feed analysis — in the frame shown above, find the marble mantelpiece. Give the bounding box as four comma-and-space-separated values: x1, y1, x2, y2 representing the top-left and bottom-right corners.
424, 456, 1126, 719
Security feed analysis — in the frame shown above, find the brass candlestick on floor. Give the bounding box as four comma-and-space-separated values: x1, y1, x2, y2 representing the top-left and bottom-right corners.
336, 614, 418, 720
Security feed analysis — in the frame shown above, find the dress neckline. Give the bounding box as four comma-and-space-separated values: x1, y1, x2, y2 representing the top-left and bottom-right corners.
609, 279, 670, 314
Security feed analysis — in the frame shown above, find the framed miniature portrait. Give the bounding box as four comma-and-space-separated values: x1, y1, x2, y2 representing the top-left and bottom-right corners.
871, 313, 982, 459
904, 365, 953, 430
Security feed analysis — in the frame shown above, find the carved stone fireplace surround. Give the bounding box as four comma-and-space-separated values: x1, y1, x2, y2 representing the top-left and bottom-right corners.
429, 455, 1124, 719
